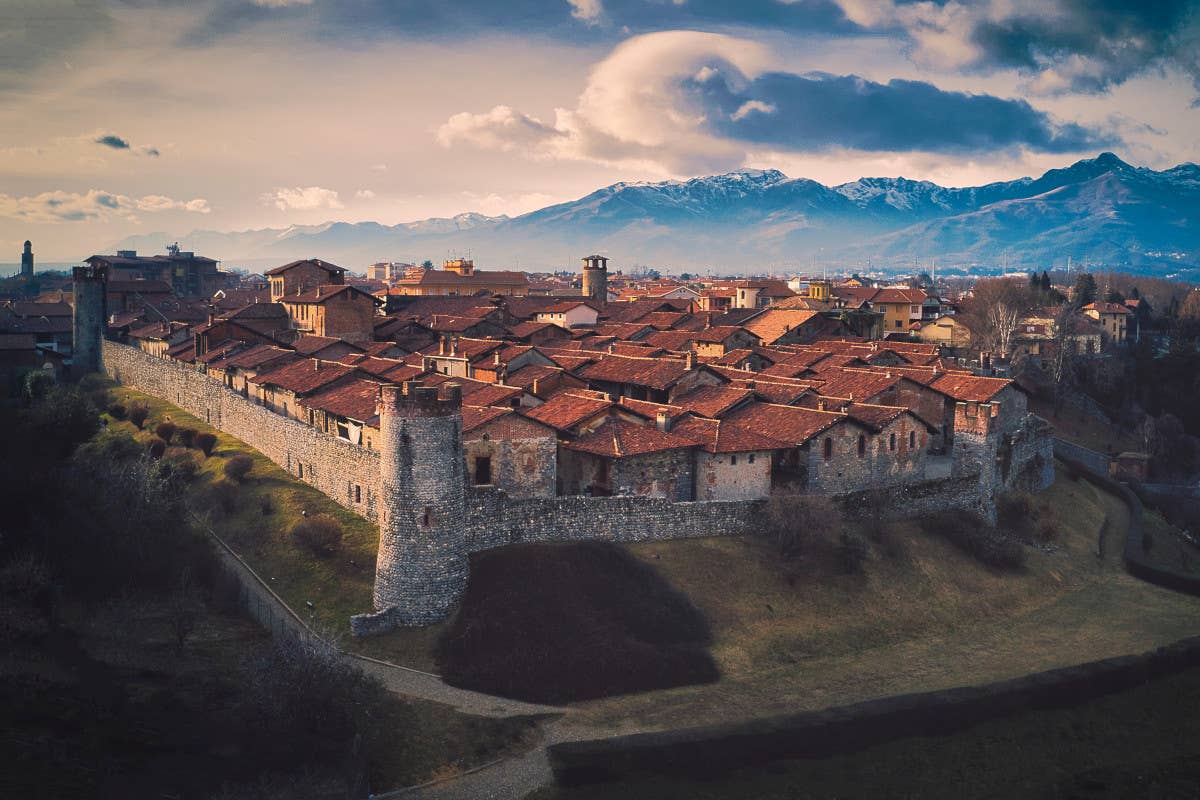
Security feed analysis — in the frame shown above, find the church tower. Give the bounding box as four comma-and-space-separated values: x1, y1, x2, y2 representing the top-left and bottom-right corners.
20, 240, 33, 277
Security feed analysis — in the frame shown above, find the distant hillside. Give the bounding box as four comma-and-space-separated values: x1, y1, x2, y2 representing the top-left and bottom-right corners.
110, 154, 1200, 277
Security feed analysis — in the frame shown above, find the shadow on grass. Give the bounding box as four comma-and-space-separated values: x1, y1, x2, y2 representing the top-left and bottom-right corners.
436, 542, 719, 704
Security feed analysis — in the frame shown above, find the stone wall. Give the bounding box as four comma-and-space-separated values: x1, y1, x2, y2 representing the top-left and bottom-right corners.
103, 341, 381, 522
837, 472, 993, 523
1053, 438, 1112, 476
463, 489, 758, 553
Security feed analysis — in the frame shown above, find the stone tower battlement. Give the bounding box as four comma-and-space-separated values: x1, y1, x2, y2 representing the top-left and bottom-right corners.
354, 380, 468, 634
72, 263, 108, 379
953, 400, 999, 437
582, 254, 608, 305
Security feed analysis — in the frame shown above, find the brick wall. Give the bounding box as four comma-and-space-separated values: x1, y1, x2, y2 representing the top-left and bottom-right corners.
103, 341, 381, 522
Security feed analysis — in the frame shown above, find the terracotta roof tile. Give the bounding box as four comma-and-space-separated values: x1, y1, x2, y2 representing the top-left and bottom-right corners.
299, 378, 382, 422
564, 417, 698, 457
670, 415, 788, 453
929, 372, 1012, 402
722, 401, 843, 445
522, 391, 613, 433
577, 353, 691, 391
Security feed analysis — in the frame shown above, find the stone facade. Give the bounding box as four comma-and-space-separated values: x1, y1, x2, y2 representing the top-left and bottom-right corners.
72, 265, 108, 377
463, 413, 557, 499
364, 382, 468, 630
558, 445, 696, 500
695, 450, 773, 501
805, 414, 929, 494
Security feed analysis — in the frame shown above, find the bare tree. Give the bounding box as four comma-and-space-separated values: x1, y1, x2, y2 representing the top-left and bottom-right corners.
1049, 303, 1079, 413
959, 278, 1037, 357
166, 567, 202, 653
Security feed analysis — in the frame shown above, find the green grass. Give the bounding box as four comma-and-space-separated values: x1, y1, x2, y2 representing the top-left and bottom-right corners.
533, 664, 1200, 799
560, 464, 1200, 732
1142, 507, 1200, 576
1028, 396, 1140, 454
107, 385, 445, 670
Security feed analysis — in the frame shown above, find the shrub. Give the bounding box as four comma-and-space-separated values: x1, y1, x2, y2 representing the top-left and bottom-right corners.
763, 494, 842, 560
291, 515, 344, 556
835, 531, 870, 574
154, 421, 177, 444
128, 403, 150, 429
210, 479, 239, 515
148, 439, 166, 459
260, 495, 274, 516
224, 454, 253, 483
195, 432, 217, 457
176, 427, 196, 448
997, 493, 1034, 535
107, 402, 127, 420
921, 510, 1026, 571
164, 452, 199, 483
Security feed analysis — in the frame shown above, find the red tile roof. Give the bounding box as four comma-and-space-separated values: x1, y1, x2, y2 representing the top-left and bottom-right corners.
563, 417, 698, 457
462, 404, 513, 433
264, 258, 346, 277
576, 353, 691, 391
670, 415, 788, 453
251, 358, 357, 395
278, 284, 381, 305
672, 385, 755, 418
929, 372, 1012, 402
722, 401, 843, 445
741, 309, 820, 344
522, 391, 613, 433
299, 378, 382, 422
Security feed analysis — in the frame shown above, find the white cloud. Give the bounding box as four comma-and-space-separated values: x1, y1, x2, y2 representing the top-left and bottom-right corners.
437, 105, 563, 153
137, 194, 211, 213
0, 189, 210, 223
355, 189, 376, 199
436, 31, 774, 175
731, 100, 776, 121
260, 186, 344, 211
567, 0, 603, 24
459, 190, 558, 216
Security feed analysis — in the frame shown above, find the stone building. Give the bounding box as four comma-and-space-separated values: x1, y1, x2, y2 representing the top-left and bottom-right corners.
559, 417, 697, 499
670, 415, 784, 501
20, 240, 33, 277
71, 264, 107, 377
266, 259, 346, 303
278, 284, 381, 342
249, 357, 359, 419
462, 406, 557, 498
86, 247, 225, 297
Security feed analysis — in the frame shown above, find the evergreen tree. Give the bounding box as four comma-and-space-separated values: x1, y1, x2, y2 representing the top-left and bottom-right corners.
1040, 271, 1051, 293
1073, 273, 1097, 306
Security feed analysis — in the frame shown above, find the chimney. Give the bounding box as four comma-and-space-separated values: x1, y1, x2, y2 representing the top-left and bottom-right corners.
493, 351, 502, 367
439, 336, 448, 356
314, 359, 322, 371
532, 377, 541, 396
450, 337, 458, 357
656, 409, 671, 432
685, 351, 695, 370
818, 399, 826, 411
608, 343, 615, 354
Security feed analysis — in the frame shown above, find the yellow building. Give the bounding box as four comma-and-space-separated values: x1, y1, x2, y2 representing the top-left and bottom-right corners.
915, 314, 971, 347
1081, 302, 1132, 344
390, 259, 530, 297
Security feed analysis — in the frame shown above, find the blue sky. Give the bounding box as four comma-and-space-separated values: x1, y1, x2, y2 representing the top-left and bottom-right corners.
1, 0, 1198, 259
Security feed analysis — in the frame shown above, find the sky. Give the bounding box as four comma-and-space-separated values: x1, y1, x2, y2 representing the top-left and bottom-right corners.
2, 0, 1199, 261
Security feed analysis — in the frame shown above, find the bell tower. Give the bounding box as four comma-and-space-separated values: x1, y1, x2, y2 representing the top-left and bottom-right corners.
581, 254, 608, 305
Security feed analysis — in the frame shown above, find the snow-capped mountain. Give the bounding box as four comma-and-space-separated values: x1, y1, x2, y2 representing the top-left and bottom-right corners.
109, 154, 1200, 276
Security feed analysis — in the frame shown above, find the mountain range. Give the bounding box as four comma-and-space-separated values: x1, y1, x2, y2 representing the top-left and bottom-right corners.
111, 153, 1200, 277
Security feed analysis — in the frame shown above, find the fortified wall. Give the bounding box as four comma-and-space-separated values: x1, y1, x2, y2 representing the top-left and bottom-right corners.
102, 341, 1037, 634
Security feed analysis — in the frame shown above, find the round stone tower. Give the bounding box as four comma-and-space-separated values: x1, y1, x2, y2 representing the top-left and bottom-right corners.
72, 263, 108, 379
581, 254, 608, 305
370, 380, 467, 627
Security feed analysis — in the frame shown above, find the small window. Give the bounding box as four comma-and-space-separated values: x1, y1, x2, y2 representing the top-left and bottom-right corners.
748, 453, 755, 464
474, 456, 492, 486
823, 437, 833, 461
889, 433, 896, 451
731, 455, 737, 466
909, 431, 916, 449
355, 484, 361, 503
857, 434, 866, 457
420, 506, 435, 529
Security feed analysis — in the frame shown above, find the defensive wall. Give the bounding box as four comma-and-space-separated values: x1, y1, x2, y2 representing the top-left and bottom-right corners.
102, 340, 1036, 632
103, 341, 382, 522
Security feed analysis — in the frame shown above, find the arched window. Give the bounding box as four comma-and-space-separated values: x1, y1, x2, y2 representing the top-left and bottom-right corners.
889, 433, 896, 451
909, 431, 917, 449
823, 437, 833, 461
857, 434, 866, 457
